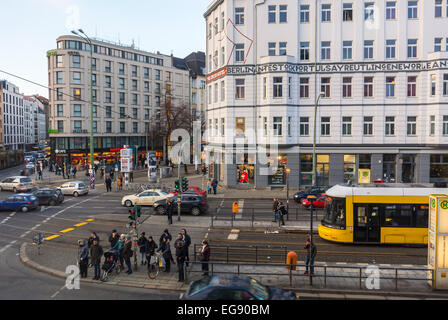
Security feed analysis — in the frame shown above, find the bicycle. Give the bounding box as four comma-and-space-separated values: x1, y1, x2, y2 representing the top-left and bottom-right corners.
147, 252, 166, 279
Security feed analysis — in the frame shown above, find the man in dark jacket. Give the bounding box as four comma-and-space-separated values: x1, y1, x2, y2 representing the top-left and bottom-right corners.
77, 240, 89, 278
87, 232, 100, 248
89, 239, 103, 280
200, 240, 211, 276
166, 198, 174, 225
123, 236, 133, 274
272, 198, 279, 222
211, 178, 218, 195
138, 232, 148, 265
160, 229, 172, 245
181, 228, 191, 266
105, 176, 112, 192
277, 201, 286, 226
157, 237, 173, 272
145, 236, 158, 259
304, 236, 317, 275
175, 233, 187, 282
109, 229, 119, 249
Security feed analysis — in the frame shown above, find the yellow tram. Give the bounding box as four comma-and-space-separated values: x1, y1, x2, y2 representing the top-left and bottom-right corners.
318, 184, 447, 245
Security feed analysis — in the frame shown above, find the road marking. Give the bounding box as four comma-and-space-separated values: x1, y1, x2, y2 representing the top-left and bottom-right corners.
227, 229, 240, 240
50, 284, 66, 299
0, 244, 11, 253
74, 222, 88, 227
86, 219, 95, 222
45, 235, 61, 241
59, 228, 75, 233
31, 224, 41, 230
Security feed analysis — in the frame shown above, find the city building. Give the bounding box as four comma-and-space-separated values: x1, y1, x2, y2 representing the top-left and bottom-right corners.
204, 0, 448, 188
1, 80, 24, 151
185, 51, 207, 128
47, 35, 190, 166
0, 84, 4, 151
23, 96, 38, 150
34, 95, 50, 142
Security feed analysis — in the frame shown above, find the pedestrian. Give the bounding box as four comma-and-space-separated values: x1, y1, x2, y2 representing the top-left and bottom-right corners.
61, 164, 65, 179
87, 232, 100, 248
304, 236, 317, 275
145, 236, 158, 267
277, 201, 286, 226
211, 178, 218, 195
159, 229, 172, 245
181, 228, 191, 267
272, 198, 279, 222
77, 240, 89, 278
123, 235, 133, 274
199, 239, 211, 276
108, 229, 119, 249
89, 238, 103, 280
100, 166, 104, 178
117, 175, 122, 191
112, 234, 126, 270
166, 198, 173, 225
175, 233, 187, 282
73, 166, 77, 178
37, 166, 42, 180
130, 171, 134, 183
157, 236, 173, 272
206, 179, 211, 194
138, 232, 148, 265
105, 176, 112, 192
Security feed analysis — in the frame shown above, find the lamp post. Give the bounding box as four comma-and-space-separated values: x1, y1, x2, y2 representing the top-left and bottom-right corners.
286, 167, 291, 221
71, 29, 94, 189
312, 93, 325, 188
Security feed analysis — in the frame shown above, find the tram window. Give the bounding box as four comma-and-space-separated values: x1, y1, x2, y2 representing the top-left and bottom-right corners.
323, 197, 346, 228
384, 205, 412, 227
384, 205, 398, 226
357, 207, 367, 226
415, 205, 428, 228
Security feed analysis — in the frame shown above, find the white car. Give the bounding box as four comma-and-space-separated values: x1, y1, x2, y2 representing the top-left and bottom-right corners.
121, 190, 172, 207
0, 176, 35, 193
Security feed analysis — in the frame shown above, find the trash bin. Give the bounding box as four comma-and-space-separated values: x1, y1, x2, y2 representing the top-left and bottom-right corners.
286, 251, 298, 271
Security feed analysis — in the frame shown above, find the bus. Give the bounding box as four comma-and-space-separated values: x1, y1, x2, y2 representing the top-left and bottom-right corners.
318, 184, 448, 245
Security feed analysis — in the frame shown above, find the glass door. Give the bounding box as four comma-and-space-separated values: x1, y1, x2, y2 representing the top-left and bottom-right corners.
354, 205, 381, 243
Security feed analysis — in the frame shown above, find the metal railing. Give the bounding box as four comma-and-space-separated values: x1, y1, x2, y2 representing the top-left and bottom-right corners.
193, 244, 288, 264
214, 207, 325, 220
185, 261, 433, 291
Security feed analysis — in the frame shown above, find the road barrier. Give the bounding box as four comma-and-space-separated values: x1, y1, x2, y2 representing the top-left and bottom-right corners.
185, 261, 433, 291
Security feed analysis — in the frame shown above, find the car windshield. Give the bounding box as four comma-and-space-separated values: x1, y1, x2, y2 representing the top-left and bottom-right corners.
78, 183, 86, 188
189, 277, 212, 296
160, 191, 169, 196
249, 278, 270, 300
323, 197, 346, 228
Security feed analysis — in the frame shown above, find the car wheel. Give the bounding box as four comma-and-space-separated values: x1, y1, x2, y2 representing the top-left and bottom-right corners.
156, 206, 166, 215
13, 187, 17, 193
49, 200, 57, 206
73, 192, 79, 197
191, 207, 201, 216
21, 206, 29, 213
125, 200, 133, 207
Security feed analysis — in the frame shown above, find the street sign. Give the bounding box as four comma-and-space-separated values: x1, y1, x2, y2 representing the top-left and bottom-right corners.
120, 148, 133, 173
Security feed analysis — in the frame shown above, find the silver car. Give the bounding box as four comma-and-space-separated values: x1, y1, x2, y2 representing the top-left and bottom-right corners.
0, 176, 35, 193
58, 181, 89, 197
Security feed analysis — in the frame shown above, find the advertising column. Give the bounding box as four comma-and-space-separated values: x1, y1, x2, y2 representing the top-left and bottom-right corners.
429, 195, 448, 289
121, 148, 133, 190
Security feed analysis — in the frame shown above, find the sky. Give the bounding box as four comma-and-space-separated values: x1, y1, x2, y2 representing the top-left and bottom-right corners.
0, 0, 210, 97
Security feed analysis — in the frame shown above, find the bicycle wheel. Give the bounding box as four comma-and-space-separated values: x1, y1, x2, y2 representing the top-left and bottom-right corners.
148, 263, 159, 279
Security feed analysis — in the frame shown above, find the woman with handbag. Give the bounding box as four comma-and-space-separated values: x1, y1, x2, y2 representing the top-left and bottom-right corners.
199, 240, 210, 276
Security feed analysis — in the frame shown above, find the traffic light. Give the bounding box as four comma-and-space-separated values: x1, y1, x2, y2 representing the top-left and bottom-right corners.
134, 205, 142, 217
201, 166, 208, 175
128, 209, 136, 221
181, 177, 189, 192
174, 179, 180, 192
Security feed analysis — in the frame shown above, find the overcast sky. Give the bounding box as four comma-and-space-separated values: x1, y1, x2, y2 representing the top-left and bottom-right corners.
0, 0, 209, 97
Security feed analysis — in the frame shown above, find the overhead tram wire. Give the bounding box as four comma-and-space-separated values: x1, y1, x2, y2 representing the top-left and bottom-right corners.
0, 69, 133, 120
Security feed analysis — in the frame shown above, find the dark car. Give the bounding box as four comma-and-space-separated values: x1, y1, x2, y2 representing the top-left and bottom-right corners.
153, 194, 208, 216
181, 275, 298, 300
294, 186, 328, 203
0, 194, 39, 212
33, 188, 64, 206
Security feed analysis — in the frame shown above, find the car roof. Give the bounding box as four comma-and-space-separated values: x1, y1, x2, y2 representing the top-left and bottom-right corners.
206, 274, 252, 289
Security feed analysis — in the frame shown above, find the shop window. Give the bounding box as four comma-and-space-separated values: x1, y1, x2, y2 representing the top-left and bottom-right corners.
344, 155, 356, 184
268, 155, 287, 185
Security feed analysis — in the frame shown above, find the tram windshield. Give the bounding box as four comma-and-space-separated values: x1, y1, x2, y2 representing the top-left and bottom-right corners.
323, 197, 346, 228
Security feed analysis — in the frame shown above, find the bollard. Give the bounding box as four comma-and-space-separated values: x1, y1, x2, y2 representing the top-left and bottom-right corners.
286, 251, 298, 271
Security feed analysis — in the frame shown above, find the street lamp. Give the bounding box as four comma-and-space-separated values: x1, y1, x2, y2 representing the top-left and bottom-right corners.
71, 29, 95, 189
286, 167, 291, 222
312, 93, 325, 187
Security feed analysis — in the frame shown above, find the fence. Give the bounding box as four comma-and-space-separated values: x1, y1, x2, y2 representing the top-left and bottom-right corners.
185, 261, 433, 291
214, 207, 325, 220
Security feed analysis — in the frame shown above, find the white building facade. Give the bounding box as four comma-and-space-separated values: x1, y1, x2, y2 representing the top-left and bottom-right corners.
1, 81, 24, 151
204, 0, 448, 187
23, 96, 37, 149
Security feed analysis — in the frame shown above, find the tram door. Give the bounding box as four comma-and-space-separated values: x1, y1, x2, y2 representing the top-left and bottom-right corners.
354, 205, 380, 243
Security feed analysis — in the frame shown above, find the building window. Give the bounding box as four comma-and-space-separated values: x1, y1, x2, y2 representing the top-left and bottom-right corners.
235, 44, 245, 62
132, 65, 138, 77
92, 105, 98, 118
408, 1, 418, 19
92, 121, 97, 133
431, 75, 437, 96
385, 116, 395, 136
120, 107, 125, 119
279, 42, 287, 55
321, 77, 331, 98
132, 79, 138, 91
300, 78, 309, 98
57, 120, 64, 133
364, 76, 374, 97
279, 5, 287, 23
268, 5, 276, 23
263, 77, 267, 99
235, 79, 245, 99
105, 76, 111, 88
343, 41, 352, 60
118, 63, 125, 75
56, 71, 63, 84
214, 83, 218, 103
342, 117, 352, 136
120, 122, 125, 134
105, 91, 112, 103
321, 41, 331, 60
132, 94, 138, 105
287, 117, 292, 136
91, 74, 97, 87
386, 1, 396, 19
57, 104, 63, 117
119, 92, 125, 104
430, 115, 436, 136
221, 118, 225, 136
300, 117, 309, 136
386, 40, 396, 59
105, 60, 112, 73
106, 121, 112, 133
364, 40, 374, 59
430, 154, 448, 181
365, 2, 375, 20
155, 70, 161, 81
273, 77, 283, 98
144, 67, 149, 79
408, 39, 418, 58
288, 77, 292, 99
263, 117, 268, 136
73, 88, 81, 100
74, 120, 82, 133
436, 0, 443, 17
208, 85, 211, 104
321, 117, 331, 136
364, 117, 374, 136
105, 106, 111, 118
235, 7, 245, 25
342, 77, 352, 98
407, 116, 417, 136
444, 116, 448, 135
407, 76, 417, 97
132, 108, 138, 119
72, 55, 80, 68
343, 3, 353, 21
235, 117, 245, 136
300, 5, 310, 23
386, 77, 395, 97
144, 109, 150, 120
221, 81, 225, 101
444, 74, 448, 95
300, 42, 310, 61
268, 42, 276, 56
322, 4, 331, 22
56, 55, 63, 68
273, 117, 282, 136
435, 38, 443, 52
133, 122, 138, 134
119, 78, 125, 90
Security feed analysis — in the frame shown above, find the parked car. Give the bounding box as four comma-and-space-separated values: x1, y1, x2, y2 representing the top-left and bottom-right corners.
58, 181, 89, 197
293, 186, 328, 203
181, 274, 298, 300
33, 188, 64, 206
184, 186, 207, 198
0, 176, 35, 193
121, 189, 172, 207
24, 155, 34, 162
0, 194, 39, 212
153, 194, 208, 216
301, 194, 327, 209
